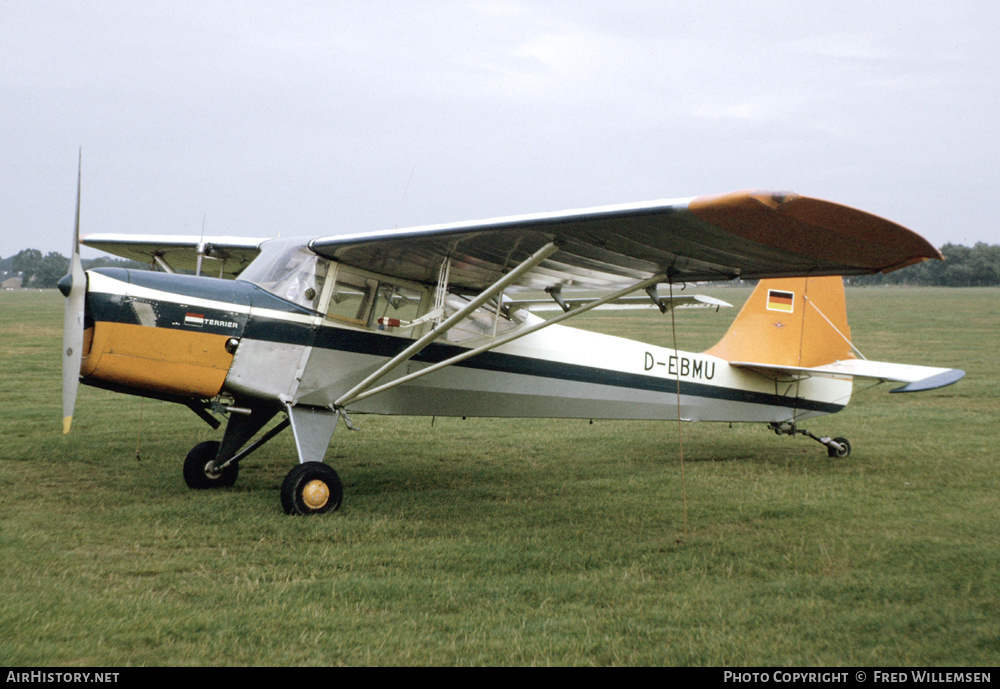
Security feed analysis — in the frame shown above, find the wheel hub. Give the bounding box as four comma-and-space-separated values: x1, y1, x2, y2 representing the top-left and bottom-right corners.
302, 479, 330, 510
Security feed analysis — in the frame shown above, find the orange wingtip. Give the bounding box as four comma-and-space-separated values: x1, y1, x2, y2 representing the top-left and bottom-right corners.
689, 191, 942, 272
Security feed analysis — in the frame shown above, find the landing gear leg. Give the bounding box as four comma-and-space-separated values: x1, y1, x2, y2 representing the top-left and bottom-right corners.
183, 403, 285, 490
769, 423, 851, 458
279, 404, 344, 515
182, 401, 347, 515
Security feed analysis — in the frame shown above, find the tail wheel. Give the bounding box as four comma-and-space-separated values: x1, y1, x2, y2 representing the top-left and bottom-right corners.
281, 462, 343, 515
183, 440, 239, 489
827, 437, 851, 458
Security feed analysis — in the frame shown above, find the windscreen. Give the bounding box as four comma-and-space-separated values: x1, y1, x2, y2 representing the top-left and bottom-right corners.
238, 241, 328, 311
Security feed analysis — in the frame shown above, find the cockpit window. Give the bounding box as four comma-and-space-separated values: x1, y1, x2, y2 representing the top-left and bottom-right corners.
238, 242, 329, 311
372, 283, 422, 329
326, 268, 427, 334
327, 273, 377, 325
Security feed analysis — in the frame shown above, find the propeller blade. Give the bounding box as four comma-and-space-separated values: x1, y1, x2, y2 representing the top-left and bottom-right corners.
62, 152, 85, 434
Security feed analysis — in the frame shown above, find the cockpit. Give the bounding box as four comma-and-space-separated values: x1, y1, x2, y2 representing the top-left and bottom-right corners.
238, 238, 527, 341
237, 240, 432, 335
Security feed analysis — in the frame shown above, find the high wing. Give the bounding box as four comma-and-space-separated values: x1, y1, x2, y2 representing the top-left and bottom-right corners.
81, 234, 267, 278
81, 191, 940, 289
308, 191, 942, 292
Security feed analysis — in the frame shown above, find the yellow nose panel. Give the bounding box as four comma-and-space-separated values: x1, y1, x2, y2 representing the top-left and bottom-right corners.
82, 321, 234, 398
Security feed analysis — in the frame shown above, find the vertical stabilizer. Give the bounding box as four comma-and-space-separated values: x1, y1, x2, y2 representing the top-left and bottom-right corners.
704, 276, 853, 368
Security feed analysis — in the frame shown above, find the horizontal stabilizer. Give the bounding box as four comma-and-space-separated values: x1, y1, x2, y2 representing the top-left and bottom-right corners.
729, 358, 965, 393
886, 368, 967, 393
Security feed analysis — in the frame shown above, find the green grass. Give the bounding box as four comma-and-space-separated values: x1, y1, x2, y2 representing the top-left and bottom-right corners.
1, 287, 997, 666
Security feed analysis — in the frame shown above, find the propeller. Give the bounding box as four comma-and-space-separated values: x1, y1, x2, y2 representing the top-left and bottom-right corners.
60, 152, 85, 434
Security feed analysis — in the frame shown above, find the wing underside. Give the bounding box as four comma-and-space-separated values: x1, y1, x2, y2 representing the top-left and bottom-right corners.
81, 234, 266, 278
308, 191, 942, 292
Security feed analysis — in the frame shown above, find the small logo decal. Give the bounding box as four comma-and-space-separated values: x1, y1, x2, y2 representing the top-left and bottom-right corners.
184, 313, 205, 328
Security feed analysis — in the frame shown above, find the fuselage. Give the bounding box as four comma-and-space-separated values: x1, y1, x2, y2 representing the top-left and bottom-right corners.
80, 267, 850, 425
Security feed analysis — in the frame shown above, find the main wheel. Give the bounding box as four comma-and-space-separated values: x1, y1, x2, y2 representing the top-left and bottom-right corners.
281, 462, 343, 515
827, 437, 851, 458
183, 440, 239, 489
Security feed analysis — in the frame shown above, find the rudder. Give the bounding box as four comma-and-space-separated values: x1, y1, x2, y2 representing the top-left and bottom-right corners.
704, 276, 853, 368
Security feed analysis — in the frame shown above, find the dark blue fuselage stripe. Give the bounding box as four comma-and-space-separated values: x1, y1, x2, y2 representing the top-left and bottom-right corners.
254, 316, 843, 414
86, 268, 843, 415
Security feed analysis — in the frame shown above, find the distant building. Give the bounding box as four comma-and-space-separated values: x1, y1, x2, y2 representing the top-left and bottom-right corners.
2, 273, 23, 289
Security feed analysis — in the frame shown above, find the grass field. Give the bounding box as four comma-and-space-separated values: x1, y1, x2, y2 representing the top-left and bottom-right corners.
1, 286, 997, 666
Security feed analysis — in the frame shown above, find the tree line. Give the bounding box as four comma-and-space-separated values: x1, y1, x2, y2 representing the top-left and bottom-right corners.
847, 243, 1000, 287
1, 249, 145, 288
3, 242, 999, 289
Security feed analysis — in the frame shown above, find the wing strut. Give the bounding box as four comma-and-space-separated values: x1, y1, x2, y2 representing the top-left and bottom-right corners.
339, 270, 670, 408
152, 254, 176, 274
195, 241, 206, 276
333, 241, 562, 409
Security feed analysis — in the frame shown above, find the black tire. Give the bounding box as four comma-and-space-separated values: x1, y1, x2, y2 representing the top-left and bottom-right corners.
281, 462, 343, 515
827, 437, 851, 458
183, 441, 239, 489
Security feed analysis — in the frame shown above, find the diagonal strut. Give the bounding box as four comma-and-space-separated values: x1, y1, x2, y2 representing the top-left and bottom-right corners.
334, 241, 561, 409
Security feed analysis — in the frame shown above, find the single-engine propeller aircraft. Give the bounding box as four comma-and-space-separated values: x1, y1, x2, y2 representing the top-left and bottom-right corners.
60, 167, 964, 514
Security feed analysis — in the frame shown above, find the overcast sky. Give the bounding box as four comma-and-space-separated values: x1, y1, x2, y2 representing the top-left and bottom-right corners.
2, 0, 998, 260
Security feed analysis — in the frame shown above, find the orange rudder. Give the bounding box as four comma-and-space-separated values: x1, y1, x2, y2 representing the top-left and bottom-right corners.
704, 276, 853, 368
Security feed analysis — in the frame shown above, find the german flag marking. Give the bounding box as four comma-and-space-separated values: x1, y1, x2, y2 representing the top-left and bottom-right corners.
766, 289, 794, 313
